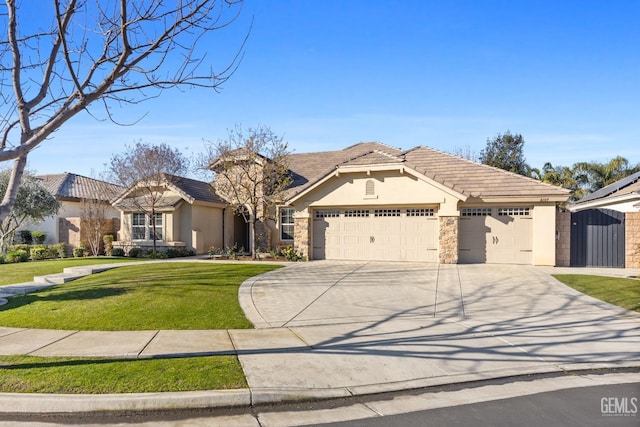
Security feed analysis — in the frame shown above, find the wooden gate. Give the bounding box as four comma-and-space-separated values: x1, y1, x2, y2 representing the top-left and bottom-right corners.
570, 209, 625, 267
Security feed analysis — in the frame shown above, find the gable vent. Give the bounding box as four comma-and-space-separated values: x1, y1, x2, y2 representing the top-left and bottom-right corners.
365, 179, 375, 196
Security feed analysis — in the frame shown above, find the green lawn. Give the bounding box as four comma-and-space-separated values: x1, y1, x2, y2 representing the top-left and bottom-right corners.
0, 355, 246, 393
0, 262, 282, 330
0, 257, 142, 286
553, 274, 640, 313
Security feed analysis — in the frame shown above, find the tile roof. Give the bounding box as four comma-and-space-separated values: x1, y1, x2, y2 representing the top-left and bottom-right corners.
402, 146, 571, 198
284, 143, 570, 200
169, 175, 227, 204
286, 142, 403, 196
113, 174, 226, 210
36, 173, 124, 202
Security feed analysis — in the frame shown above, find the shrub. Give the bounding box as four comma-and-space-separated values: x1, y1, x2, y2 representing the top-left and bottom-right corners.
30, 245, 49, 261
51, 243, 67, 258
18, 230, 32, 245
166, 248, 195, 258
103, 235, 114, 256
145, 250, 168, 259
10, 244, 31, 255
111, 247, 125, 257
6, 249, 29, 263
280, 245, 305, 262
31, 231, 47, 245
128, 247, 142, 258
73, 247, 86, 258
0, 255, 5, 264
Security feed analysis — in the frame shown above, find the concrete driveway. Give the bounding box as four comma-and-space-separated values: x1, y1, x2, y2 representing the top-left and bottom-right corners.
238, 261, 640, 394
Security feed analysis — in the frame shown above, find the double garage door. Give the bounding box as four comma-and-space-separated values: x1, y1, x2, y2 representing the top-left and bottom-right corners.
312, 206, 533, 264
312, 208, 439, 262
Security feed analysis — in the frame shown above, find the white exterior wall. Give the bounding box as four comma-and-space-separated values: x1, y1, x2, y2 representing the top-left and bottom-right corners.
532, 204, 558, 266
19, 200, 120, 244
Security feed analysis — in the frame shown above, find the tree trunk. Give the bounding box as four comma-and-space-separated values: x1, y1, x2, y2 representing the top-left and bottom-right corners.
250, 217, 257, 259
0, 155, 28, 225
150, 208, 157, 254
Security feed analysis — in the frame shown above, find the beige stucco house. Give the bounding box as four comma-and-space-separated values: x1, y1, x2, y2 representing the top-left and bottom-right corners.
112, 174, 229, 254
24, 173, 123, 248
270, 142, 571, 266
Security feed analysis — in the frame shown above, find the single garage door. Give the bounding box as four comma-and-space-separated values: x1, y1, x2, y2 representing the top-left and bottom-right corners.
312, 208, 438, 262
459, 207, 532, 264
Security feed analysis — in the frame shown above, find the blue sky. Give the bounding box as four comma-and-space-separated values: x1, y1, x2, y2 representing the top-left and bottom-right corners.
26, 0, 640, 177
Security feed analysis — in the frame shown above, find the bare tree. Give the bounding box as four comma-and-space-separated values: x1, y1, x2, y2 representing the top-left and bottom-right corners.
109, 141, 189, 254
80, 178, 123, 256
205, 125, 292, 258
0, 0, 246, 224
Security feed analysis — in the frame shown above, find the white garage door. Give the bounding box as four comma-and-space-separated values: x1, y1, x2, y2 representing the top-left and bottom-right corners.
459, 207, 532, 264
312, 208, 439, 262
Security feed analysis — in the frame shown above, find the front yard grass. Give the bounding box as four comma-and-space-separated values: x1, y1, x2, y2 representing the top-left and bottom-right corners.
0, 257, 142, 286
553, 274, 640, 313
0, 355, 246, 393
0, 262, 282, 330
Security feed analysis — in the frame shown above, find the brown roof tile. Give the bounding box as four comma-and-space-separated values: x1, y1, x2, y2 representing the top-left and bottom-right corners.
36, 173, 124, 202
284, 143, 570, 200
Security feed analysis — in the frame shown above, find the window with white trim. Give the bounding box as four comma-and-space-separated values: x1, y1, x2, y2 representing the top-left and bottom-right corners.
280, 208, 295, 240
131, 212, 163, 240
461, 208, 492, 217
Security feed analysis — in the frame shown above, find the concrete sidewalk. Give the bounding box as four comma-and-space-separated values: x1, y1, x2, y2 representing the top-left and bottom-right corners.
0, 260, 639, 414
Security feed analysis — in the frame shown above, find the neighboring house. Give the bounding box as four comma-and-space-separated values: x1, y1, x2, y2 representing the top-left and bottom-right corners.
569, 171, 640, 213
565, 171, 640, 268
112, 174, 229, 254
21, 173, 123, 248
262, 142, 571, 266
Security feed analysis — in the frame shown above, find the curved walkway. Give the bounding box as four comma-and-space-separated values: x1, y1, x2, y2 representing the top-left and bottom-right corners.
0, 260, 639, 413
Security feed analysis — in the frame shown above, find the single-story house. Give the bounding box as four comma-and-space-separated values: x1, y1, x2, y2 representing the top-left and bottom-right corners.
112, 174, 230, 254
269, 142, 570, 265
21, 173, 123, 248
32, 144, 573, 265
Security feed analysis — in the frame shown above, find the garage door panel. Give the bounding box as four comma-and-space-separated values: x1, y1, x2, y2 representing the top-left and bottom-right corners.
313, 209, 438, 262
459, 208, 532, 264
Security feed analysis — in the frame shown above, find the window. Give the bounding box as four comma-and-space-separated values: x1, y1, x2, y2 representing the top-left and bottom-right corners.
281, 208, 295, 240
344, 209, 370, 217
152, 213, 163, 240
498, 207, 530, 216
406, 208, 435, 217
374, 209, 400, 217
131, 212, 163, 240
461, 208, 492, 217
315, 210, 340, 218
132, 213, 146, 240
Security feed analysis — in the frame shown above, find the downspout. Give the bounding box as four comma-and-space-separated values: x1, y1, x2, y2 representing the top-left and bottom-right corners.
222, 208, 225, 248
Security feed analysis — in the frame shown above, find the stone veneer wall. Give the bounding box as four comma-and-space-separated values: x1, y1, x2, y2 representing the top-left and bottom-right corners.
439, 216, 459, 264
555, 211, 571, 267
293, 216, 311, 260
626, 212, 640, 268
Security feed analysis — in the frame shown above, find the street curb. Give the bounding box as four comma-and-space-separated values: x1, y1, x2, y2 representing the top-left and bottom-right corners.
1, 361, 638, 414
